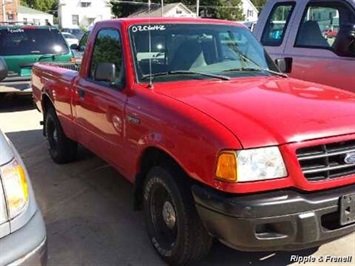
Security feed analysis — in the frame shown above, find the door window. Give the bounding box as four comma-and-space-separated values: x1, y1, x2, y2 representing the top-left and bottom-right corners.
261, 2, 295, 46
89, 29, 124, 87
295, 1, 355, 57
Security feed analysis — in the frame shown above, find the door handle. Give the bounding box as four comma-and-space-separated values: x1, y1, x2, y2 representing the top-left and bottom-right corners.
78, 88, 85, 98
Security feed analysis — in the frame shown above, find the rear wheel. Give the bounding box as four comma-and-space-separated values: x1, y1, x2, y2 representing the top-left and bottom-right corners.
45, 108, 77, 164
143, 166, 212, 265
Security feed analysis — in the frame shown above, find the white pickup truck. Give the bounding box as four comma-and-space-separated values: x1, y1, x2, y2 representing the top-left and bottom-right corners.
253, 0, 355, 92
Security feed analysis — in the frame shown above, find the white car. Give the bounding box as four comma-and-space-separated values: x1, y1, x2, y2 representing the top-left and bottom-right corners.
62, 32, 79, 47
0, 57, 47, 265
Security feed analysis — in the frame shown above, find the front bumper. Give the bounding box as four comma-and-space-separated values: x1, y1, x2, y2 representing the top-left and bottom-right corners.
192, 184, 355, 251
0, 210, 47, 266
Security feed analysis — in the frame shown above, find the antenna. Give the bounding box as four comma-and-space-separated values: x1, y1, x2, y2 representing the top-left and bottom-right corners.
148, 0, 154, 89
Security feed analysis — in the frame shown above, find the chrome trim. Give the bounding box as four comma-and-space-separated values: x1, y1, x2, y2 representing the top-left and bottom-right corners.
303, 163, 355, 174
298, 148, 355, 160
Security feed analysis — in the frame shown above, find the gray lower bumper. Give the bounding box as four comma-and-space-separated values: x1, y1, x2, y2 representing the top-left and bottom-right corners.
0, 211, 47, 266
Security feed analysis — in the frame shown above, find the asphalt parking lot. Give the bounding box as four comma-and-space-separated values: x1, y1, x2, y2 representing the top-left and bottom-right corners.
0, 95, 354, 266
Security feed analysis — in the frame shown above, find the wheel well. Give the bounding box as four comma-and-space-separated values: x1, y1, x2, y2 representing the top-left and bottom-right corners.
42, 94, 54, 136
42, 94, 54, 114
134, 147, 189, 210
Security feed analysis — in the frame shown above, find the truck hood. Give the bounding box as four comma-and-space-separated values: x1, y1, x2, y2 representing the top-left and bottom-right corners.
155, 77, 355, 148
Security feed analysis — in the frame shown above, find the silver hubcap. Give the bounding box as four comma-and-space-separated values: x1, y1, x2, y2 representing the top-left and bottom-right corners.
162, 201, 176, 229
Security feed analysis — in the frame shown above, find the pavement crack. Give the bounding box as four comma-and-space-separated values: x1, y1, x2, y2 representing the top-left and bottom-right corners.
45, 186, 90, 215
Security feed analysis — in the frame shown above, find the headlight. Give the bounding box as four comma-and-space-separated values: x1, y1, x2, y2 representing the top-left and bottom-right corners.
0, 159, 29, 219
216, 147, 287, 182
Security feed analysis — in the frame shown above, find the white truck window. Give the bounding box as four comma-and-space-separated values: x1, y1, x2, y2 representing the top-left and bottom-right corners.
295, 1, 355, 57
261, 3, 295, 46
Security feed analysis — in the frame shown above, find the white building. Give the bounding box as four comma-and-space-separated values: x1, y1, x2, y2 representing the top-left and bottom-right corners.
17, 5, 53, 25
129, 3, 196, 18
241, 0, 258, 22
58, 0, 112, 29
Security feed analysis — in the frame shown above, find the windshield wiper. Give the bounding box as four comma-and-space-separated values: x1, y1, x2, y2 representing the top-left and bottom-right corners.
141, 70, 230, 81
224, 30, 287, 78
222, 67, 287, 78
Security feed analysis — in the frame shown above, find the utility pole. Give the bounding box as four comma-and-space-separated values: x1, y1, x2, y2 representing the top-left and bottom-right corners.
161, 0, 163, 17
196, 0, 199, 17
2, 0, 6, 22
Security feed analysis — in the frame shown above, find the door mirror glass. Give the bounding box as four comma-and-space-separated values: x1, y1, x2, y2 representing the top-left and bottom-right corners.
94, 62, 116, 83
70, 44, 79, 50
275, 57, 292, 73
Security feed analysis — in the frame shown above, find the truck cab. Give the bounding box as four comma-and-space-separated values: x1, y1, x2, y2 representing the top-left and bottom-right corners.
253, 0, 355, 92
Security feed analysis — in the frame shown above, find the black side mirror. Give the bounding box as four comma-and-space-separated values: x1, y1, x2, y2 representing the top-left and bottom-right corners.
70, 44, 79, 50
0, 57, 8, 81
333, 24, 355, 57
275, 57, 292, 73
94, 63, 116, 82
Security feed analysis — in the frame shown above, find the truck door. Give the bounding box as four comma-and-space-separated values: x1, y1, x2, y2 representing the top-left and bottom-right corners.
281, 0, 355, 91
72, 28, 129, 174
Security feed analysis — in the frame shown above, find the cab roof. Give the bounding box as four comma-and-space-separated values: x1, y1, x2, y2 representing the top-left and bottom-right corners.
96, 17, 245, 28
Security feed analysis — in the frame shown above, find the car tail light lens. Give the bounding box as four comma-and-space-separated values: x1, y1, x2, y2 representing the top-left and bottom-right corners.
0, 159, 29, 219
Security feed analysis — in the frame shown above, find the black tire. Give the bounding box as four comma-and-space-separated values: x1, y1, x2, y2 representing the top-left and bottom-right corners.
45, 108, 77, 164
143, 166, 212, 265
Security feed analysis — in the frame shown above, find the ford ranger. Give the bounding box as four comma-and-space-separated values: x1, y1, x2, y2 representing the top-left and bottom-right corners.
32, 18, 355, 265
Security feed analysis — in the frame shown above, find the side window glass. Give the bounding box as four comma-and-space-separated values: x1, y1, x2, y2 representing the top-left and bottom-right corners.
295, 2, 355, 57
261, 3, 295, 46
79, 31, 89, 51
89, 29, 124, 87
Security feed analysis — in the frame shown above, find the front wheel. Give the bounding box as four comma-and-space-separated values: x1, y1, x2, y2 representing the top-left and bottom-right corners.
143, 166, 212, 265
45, 108, 77, 164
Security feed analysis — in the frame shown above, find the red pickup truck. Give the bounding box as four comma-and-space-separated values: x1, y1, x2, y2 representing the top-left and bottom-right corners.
32, 18, 355, 264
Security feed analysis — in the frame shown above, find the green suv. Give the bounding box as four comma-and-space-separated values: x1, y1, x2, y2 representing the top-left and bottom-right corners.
0, 24, 73, 93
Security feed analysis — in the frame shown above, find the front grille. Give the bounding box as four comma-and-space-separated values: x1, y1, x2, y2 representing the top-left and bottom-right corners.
296, 140, 355, 181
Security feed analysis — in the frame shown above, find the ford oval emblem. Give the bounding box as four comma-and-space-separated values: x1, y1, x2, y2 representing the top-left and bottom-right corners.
344, 152, 355, 164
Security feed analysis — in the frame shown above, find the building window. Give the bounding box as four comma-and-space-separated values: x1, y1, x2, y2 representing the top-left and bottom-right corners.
7, 13, 14, 21
23, 18, 28, 25
247, 10, 253, 17
81, 2, 91, 7
72, 15, 79, 25
176, 9, 182, 14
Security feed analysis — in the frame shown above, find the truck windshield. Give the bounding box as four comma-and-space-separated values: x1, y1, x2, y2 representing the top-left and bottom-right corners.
129, 23, 279, 82
0, 27, 69, 56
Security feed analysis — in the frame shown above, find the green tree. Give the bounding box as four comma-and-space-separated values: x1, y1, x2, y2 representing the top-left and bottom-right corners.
20, 0, 56, 13
215, 0, 244, 21
250, 0, 267, 12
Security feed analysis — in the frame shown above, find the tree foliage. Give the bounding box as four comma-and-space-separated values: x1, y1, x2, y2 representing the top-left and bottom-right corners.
20, 0, 57, 14
215, 0, 244, 21
250, 0, 267, 12
110, 0, 245, 20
